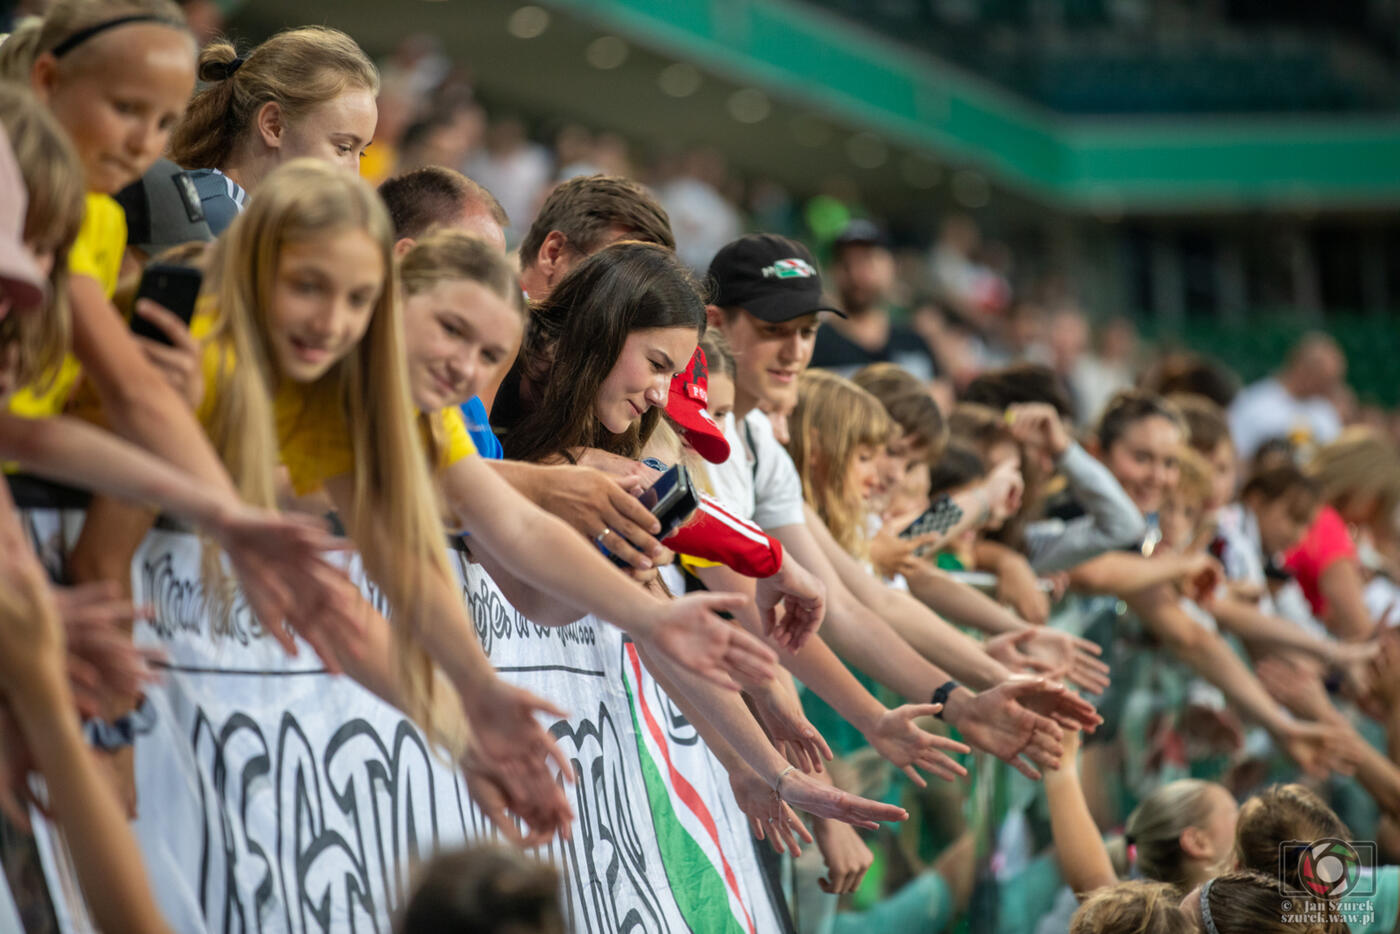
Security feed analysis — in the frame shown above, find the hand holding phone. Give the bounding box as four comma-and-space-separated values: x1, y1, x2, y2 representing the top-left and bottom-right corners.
130, 263, 205, 409
599, 463, 700, 568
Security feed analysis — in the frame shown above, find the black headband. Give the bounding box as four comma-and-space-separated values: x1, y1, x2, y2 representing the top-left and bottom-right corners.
50, 14, 181, 58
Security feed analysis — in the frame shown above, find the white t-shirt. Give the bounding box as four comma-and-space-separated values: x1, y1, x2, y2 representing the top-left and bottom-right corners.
1228, 377, 1341, 461
707, 410, 806, 531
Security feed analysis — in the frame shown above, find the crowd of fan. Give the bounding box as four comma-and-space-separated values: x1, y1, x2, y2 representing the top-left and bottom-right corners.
2, 3, 1400, 933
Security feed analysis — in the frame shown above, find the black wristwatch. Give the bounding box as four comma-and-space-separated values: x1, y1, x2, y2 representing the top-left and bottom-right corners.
931, 680, 960, 720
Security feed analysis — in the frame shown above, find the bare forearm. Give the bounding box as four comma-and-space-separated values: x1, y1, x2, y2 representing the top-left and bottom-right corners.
1129, 589, 1291, 735
639, 644, 789, 782
0, 413, 234, 526
10, 682, 172, 934
1044, 763, 1116, 894
904, 564, 1026, 635
1212, 596, 1339, 662
449, 462, 664, 637
1069, 552, 1188, 597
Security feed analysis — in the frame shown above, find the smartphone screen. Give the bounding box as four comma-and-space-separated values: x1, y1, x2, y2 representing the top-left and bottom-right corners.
132, 264, 202, 347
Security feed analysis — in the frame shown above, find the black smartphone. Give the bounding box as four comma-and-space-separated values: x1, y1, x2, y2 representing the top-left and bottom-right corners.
899, 494, 963, 541
602, 463, 700, 567
131, 263, 202, 346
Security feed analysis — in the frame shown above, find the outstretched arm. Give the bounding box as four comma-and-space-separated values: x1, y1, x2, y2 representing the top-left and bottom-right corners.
1044, 730, 1117, 896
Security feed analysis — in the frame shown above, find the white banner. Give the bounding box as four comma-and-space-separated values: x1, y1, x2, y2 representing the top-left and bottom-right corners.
12, 512, 785, 934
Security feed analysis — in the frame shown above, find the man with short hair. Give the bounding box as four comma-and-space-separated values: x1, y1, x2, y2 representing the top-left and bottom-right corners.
809, 220, 937, 381
516, 173, 674, 300
380, 165, 509, 255
1229, 332, 1347, 461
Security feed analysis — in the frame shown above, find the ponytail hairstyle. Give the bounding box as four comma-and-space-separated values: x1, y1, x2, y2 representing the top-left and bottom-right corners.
1121, 779, 1224, 889
1234, 785, 1350, 890
0, 82, 84, 390
502, 240, 705, 464
1201, 871, 1348, 934
204, 159, 453, 745
169, 25, 378, 171
784, 369, 893, 557
0, 0, 185, 80
1070, 880, 1192, 934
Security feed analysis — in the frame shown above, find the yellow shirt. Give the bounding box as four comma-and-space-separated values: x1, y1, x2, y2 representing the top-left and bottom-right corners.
6, 193, 126, 419
191, 309, 476, 496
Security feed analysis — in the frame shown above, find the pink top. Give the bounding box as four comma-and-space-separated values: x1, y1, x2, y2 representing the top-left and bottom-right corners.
1283, 504, 1356, 617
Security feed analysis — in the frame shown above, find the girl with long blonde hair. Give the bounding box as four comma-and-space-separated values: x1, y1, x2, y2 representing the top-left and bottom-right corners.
0, 2, 354, 657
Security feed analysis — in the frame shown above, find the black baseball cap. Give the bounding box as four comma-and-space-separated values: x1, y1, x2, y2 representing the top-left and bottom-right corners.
114, 158, 212, 255
707, 233, 844, 323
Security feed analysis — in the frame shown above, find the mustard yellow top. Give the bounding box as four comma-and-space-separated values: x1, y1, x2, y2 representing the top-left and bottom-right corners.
191, 309, 476, 496
6, 193, 126, 419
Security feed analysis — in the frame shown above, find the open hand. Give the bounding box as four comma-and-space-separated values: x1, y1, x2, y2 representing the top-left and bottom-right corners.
755, 557, 825, 652
729, 766, 812, 856
986, 628, 1110, 695
866, 704, 970, 787
813, 819, 874, 894
644, 592, 778, 691
751, 681, 832, 774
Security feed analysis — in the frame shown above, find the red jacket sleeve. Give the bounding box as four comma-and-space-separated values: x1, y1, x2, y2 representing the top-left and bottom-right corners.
664, 495, 783, 578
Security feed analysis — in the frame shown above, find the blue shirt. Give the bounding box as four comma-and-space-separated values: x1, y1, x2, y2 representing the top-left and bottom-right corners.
460, 396, 502, 460
186, 168, 247, 235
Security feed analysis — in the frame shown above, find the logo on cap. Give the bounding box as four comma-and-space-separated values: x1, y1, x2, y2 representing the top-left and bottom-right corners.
761, 258, 816, 280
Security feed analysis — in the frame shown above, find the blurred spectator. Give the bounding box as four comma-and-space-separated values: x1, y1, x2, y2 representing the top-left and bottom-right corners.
810, 220, 937, 380
657, 147, 741, 272
1229, 332, 1347, 461
928, 213, 1010, 321
396, 102, 484, 176
466, 117, 552, 247
1141, 350, 1240, 409
1072, 314, 1139, 425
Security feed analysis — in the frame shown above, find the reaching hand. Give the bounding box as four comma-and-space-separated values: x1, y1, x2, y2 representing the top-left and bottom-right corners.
868, 516, 945, 581
983, 459, 1025, 526
643, 592, 778, 691
941, 677, 1101, 780
866, 704, 970, 787
537, 464, 666, 571
986, 628, 1111, 695
1177, 553, 1224, 604
729, 765, 812, 856
778, 767, 907, 830
1005, 403, 1070, 459
209, 503, 362, 672
132, 299, 204, 411
54, 583, 161, 715
461, 744, 574, 848
813, 819, 874, 894
461, 678, 575, 793
751, 681, 832, 773
755, 557, 826, 653
1276, 720, 1358, 780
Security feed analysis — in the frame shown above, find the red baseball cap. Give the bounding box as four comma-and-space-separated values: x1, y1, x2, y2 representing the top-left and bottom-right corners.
666, 347, 731, 464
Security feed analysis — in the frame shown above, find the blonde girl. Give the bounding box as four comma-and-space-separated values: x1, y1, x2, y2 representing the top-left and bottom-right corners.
169, 25, 378, 232
784, 368, 893, 560
0, 7, 352, 656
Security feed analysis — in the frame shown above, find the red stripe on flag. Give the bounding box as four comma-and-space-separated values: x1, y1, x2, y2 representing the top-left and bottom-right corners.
625, 643, 756, 934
